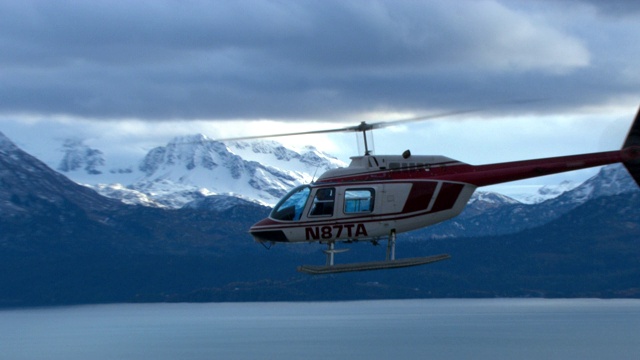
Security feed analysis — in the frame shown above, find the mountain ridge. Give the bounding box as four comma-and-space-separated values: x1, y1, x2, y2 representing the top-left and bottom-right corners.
57, 134, 344, 207
53, 133, 614, 210
1, 130, 639, 306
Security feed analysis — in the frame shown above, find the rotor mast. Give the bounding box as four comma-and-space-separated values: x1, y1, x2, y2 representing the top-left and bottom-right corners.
356, 121, 374, 155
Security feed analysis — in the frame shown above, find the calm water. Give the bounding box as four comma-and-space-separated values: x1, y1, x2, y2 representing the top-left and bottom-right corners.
1, 299, 639, 360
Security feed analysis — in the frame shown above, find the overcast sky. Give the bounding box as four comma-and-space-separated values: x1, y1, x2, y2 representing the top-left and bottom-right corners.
2, 0, 640, 193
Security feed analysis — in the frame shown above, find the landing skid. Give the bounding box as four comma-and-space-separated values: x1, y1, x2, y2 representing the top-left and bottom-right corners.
297, 254, 451, 275
297, 230, 450, 275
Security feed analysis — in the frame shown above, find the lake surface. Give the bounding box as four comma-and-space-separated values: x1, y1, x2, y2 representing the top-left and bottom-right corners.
1, 299, 639, 360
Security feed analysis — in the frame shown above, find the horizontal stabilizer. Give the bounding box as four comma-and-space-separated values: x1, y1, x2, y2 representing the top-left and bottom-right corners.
623, 106, 640, 186
297, 254, 451, 275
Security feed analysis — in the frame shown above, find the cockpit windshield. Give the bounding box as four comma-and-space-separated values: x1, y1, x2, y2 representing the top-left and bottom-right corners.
270, 185, 311, 221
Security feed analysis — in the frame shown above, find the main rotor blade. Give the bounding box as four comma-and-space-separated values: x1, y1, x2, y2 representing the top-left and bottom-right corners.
365, 108, 484, 130
215, 125, 357, 142
215, 99, 542, 142
216, 108, 482, 141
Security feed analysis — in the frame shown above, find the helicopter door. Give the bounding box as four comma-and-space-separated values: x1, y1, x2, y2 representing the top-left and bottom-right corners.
380, 183, 413, 214
308, 188, 336, 217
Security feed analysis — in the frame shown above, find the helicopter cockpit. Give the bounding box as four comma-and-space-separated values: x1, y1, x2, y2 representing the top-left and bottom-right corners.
270, 185, 310, 221
270, 183, 377, 222
270, 185, 339, 221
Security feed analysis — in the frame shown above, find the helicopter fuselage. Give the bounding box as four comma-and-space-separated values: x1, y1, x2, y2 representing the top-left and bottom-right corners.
245, 106, 640, 273
249, 147, 639, 245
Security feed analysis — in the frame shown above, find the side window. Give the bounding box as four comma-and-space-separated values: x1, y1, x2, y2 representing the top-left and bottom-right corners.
344, 189, 374, 214
309, 188, 335, 217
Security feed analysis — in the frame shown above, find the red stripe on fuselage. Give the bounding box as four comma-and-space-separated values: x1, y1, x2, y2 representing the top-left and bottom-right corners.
316, 160, 463, 183
427, 150, 623, 186
317, 150, 625, 187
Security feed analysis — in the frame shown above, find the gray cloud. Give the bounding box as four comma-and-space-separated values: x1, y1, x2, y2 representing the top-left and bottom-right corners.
1, 0, 639, 121
554, 0, 640, 16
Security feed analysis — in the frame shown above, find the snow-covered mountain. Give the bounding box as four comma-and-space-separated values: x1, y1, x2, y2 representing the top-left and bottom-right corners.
561, 164, 638, 203
0, 131, 121, 217
464, 191, 521, 217
57, 139, 106, 175
56, 134, 345, 207
504, 180, 579, 204
3, 130, 638, 240
43, 131, 640, 212
3, 130, 640, 305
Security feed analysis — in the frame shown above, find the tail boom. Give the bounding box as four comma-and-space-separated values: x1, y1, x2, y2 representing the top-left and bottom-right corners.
439, 150, 628, 187
432, 105, 640, 187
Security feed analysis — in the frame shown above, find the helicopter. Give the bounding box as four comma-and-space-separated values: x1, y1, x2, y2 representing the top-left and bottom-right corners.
222, 106, 640, 274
